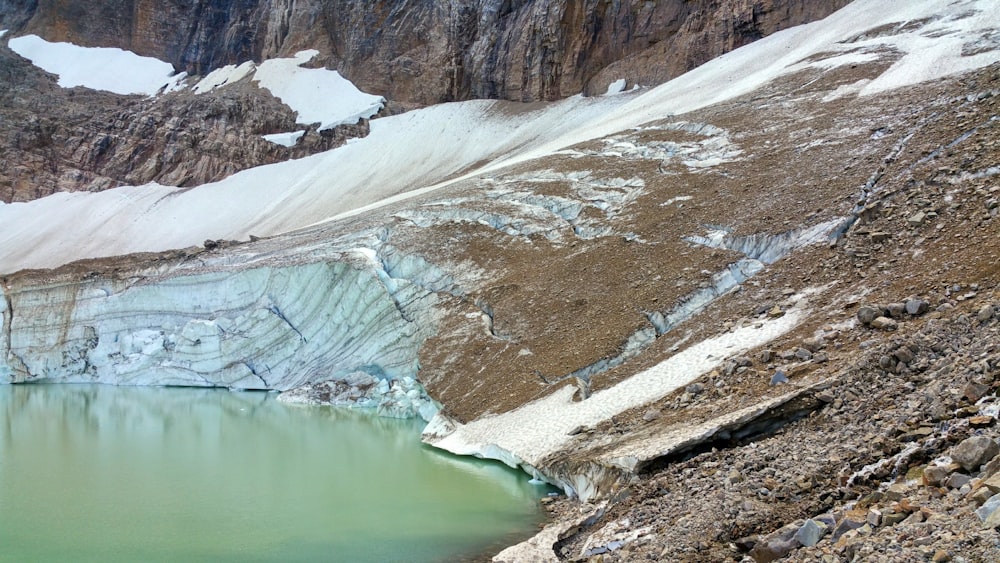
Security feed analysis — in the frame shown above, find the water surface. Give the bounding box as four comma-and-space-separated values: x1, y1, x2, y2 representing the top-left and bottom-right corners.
0, 385, 549, 562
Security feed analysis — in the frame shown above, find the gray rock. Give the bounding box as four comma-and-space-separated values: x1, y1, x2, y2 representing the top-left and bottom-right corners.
878, 355, 897, 370
642, 409, 661, 422
794, 347, 813, 361
906, 298, 930, 315
770, 371, 789, 386
886, 302, 906, 318
802, 337, 825, 352
893, 346, 915, 364
870, 316, 898, 330
923, 464, 951, 486
750, 538, 799, 563
759, 349, 775, 363
831, 516, 866, 541
908, 211, 927, 226
952, 435, 1000, 472
857, 306, 880, 325
978, 304, 996, 323
975, 494, 1000, 527
945, 473, 971, 489
793, 519, 827, 548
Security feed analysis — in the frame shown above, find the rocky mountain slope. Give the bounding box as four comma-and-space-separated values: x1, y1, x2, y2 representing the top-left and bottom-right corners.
2, 1, 1000, 562
0, 40, 362, 201
3, 0, 849, 104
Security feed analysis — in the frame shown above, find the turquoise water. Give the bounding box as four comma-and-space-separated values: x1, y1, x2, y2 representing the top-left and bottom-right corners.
0, 385, 550, 562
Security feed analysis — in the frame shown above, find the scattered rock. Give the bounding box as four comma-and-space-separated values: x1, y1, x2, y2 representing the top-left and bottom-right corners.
978, 304, 996, 323
945, 473, 971, 489
963, 382, 990, 402
970, 487, 995, 506
982, 472, 1000, 494
870, 316, 898, 330
792, 519, 827, 547
802, 337, 825, 352
893, 346, 915, 364
642, 409, 662, 422
923, 464, 952, 486
886, 302, 906, 318
908, 211, 927, 226
768, 306, 785, 318
857, 306, 880, 325
952, 435, 1000, 472
906, 298, 930, 315
830, 515, 866, 541
970, 415, 995, 428
975, 494, 1000, 527
770, 371, 789, 386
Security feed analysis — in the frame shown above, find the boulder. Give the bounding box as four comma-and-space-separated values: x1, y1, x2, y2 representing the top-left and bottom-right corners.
952, 435, 1000, 472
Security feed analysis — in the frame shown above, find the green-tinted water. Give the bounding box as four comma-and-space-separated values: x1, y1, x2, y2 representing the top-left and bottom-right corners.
0, 385, 550, 562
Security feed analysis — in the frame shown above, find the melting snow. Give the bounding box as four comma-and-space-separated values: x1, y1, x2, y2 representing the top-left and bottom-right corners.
193, 61, 256, 94
253, 50, 385, 131
7, 34, 186, 95
606, 78, 627, 95
428, 305, 807, 467
262, 130, 306, 147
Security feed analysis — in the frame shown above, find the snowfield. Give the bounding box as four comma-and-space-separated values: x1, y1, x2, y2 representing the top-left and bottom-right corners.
1, 0, 999, 274
252, 50, 385, 131
7, 34, 186, 95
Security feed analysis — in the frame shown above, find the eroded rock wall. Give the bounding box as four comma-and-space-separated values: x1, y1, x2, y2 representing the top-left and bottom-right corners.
11, 0, 851, 104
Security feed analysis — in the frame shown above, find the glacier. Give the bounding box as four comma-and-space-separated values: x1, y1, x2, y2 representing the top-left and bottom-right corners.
0, 232, 455, 413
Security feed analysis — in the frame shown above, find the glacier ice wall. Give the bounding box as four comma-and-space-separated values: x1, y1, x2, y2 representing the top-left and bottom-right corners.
0, 255, 443, 391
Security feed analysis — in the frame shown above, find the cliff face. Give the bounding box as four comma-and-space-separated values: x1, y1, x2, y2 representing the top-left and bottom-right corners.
10, 0, 851, 104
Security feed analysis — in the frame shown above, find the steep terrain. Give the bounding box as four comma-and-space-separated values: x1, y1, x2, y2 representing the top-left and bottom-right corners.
2, 1, 1000, 562
0, 40, 362, 201
4, 0, 849, 104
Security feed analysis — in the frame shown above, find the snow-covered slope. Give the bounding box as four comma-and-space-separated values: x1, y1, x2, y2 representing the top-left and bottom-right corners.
7, 34, 186, 95
1, 0, 998, 274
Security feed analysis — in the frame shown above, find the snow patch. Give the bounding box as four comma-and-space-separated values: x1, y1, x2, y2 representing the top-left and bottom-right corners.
605, 78, 627, 95
253, 50, 385, 131
0, 30, 7, 39
426, 305, 807, 482
193, 61, 256, 94
8, 34, 185, 95
262, 130, 306, 147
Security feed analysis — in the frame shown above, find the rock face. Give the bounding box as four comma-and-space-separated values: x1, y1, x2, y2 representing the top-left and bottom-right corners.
0, 41, 360, 202
9, 0, 851, 105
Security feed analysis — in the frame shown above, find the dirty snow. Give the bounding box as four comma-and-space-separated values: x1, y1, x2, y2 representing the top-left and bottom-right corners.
7, 34, 185, 95
193, 61, 256, 94
428, 305, 806, 466
1, 0, 999, 274
253, 50, 385, 131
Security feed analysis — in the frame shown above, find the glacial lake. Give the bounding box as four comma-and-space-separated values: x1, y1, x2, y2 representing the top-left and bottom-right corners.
0, 384, 551, 562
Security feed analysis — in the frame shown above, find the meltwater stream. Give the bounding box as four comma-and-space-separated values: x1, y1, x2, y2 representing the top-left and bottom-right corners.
0, 385, 551, 562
